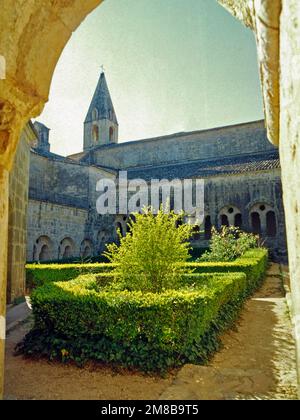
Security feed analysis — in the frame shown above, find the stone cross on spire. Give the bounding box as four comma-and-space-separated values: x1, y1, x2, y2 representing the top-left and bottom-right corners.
100, 64, 105, 73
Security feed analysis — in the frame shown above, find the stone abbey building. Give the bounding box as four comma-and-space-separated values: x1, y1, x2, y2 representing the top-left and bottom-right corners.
7, 71, 286, 300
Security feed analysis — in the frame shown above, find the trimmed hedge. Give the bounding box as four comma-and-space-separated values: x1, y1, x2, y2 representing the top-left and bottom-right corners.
20, 248, 268, 372
26, 263, 116, 289
182, 248, 268, 294
18, 271, 257, 372
26, 248, 267, 292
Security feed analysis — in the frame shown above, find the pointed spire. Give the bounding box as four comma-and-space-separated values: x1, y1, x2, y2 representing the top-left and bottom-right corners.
84, 71, 118, 124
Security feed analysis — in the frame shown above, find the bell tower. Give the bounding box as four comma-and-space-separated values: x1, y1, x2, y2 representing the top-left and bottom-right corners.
83, 70, 118, 150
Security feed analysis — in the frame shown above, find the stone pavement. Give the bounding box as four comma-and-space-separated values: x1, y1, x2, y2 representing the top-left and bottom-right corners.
6, 297, 31, 334
160, 264, 298, 400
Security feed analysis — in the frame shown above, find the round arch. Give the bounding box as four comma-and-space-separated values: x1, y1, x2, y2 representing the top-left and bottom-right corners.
33, 235, 54, 262
218, 205, 242, 228
80, 239, 94, 258
249, 203, 277, 237
0, 1, 104, 169
59, 237, 76, 260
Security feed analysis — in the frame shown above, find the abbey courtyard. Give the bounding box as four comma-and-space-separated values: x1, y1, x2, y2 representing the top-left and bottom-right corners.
6, 70, 287, 303
2, 0, 300, 401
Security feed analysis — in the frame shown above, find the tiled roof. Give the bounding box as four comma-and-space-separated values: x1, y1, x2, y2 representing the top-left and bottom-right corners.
31, 148, 67, 162
126, 151, 280, 181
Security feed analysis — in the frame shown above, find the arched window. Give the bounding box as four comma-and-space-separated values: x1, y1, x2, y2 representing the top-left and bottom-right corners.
92, 108, 98, 120
80, 239, 93, 258
219, 205, 241, 227
251, 212, 262, 235
92, 124, 99, 142
83, 246, 91, 258
250, 203, 276, 236
266, 211, 277, 237
109, 126, 114, 142
39, 244, 50, 261
63, 245, 72, 259
234, 213, 242, 228
204, 215, 212, 240
34, 235, 53, 261
221, 214, 229, 227
59, 237, 76, 259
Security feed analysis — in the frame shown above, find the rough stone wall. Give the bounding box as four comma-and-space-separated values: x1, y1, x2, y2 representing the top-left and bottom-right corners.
91, 121, 275, 169
29, 153, 90, 209
7, 125, 34, 303
27, 153, 117, 261
27, 142, 286, 262
27, 200, 88, 261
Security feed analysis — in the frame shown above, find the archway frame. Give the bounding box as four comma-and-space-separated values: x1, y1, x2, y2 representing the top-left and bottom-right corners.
2, 0, 300, 400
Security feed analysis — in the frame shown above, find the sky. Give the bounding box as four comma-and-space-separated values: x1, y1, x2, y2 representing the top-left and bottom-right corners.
38, 0, 264, 157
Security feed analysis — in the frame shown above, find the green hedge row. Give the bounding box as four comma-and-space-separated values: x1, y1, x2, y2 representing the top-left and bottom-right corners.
26, 248, 267, 291
18, 269, 260, 372
26, 263, 116, 289
182, 248, 268, 294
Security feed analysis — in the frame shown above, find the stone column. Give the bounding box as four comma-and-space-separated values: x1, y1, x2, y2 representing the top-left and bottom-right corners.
0, 167, 9, 398
7, 125, 36, 303
280, 0, 300, 393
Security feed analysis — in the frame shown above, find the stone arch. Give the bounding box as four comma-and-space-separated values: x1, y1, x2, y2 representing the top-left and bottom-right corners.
266, 210, 277, 237
80, 239, 93, 258
59, 237, 76, 260
33, 235, 54, 262
251, 212, 262, 235
39, 245, 50, 261
234, 213, 243, 228
97, 230, 109, 252
0, 1, 104, 170
221, 214, 229, 227
219, 205, 242, 228
249, 203, 277, 236
97, 230, 106, 244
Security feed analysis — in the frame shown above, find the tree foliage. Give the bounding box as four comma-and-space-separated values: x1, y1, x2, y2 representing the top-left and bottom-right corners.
104, 208, 193, 292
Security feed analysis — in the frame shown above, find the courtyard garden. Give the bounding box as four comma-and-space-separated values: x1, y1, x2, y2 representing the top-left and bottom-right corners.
18, 210, 268, 374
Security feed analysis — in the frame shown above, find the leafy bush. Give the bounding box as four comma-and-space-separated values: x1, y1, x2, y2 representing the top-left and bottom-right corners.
200, 226, 259, 262
104, 208, 193, 293
26, 263, 116, 289
16, 271, 248, 372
